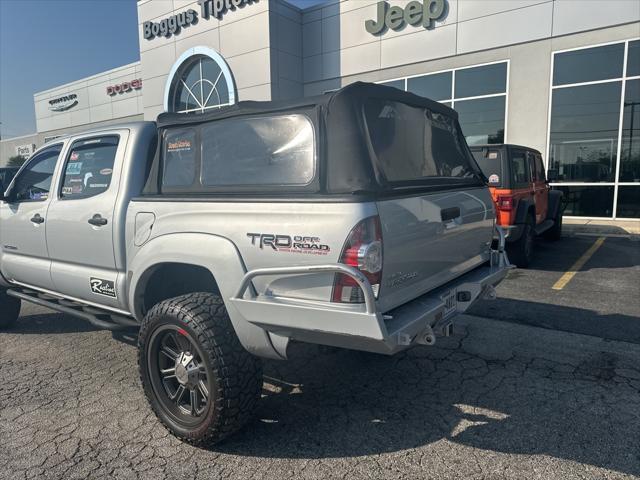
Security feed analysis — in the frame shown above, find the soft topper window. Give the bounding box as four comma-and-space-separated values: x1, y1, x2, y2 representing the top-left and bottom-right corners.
165, 47, 236, 114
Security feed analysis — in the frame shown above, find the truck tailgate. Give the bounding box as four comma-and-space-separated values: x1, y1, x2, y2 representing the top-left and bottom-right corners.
376, 187, 495, 312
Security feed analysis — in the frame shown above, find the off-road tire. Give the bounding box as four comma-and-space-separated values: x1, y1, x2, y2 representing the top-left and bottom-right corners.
507, 214, 535, 268
0, 290, 21, 330
138, 292, 263, 446
544, 208, 563, 241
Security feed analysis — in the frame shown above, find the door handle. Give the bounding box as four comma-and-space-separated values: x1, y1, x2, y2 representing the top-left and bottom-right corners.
441, 207, 461, 222
88, 214, 108, 227
30, 214, 45, 224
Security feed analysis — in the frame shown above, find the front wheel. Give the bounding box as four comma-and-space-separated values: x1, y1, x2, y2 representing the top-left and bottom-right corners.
0, 290, 21, 330
544, 208, 563, 241
138, 292, 263, 446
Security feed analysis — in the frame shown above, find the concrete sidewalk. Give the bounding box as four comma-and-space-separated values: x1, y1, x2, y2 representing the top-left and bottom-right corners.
564, 218, 640, 236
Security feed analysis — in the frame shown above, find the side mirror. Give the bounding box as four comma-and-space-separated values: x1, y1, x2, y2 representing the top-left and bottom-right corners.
547, 169, 558, 182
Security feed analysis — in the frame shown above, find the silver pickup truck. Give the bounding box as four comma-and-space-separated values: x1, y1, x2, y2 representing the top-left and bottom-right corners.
0, 83, 509, 445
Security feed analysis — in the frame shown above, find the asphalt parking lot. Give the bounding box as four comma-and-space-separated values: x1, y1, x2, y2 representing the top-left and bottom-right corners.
470, 233, 640, 343
1, 233, 639, 480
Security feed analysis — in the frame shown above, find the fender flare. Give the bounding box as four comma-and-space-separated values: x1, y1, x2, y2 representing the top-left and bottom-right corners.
128, 232, 285, 360
514, 197, 536, 225
547, 189, 564, 220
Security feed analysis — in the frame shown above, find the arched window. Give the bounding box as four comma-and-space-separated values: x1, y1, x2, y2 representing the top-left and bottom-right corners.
164, 47, 236, 114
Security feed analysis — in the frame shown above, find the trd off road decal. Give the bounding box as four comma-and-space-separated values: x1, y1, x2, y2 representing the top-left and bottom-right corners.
90, 278, 117, 298
247, 233, 331, 256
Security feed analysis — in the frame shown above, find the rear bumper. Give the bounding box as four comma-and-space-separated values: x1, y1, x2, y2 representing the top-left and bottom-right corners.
230, 229, 512, 356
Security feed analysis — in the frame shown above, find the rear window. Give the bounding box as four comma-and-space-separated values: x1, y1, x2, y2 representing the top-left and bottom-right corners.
161, 114, 315, 191
163, 129, 196, 187
363, 99, 481, 185
472, 148, 503, 187
201, 115, 314, 187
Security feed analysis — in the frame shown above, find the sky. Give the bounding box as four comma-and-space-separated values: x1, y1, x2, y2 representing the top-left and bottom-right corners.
0, 0, 328, 140
0, 0, 140, 139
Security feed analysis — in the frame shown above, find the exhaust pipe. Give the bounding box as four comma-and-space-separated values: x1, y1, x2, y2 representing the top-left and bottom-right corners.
417, 325, 437, 346
481, 285, 497, 300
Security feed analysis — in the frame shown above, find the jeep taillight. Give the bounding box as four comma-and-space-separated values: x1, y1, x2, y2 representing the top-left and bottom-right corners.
496, 195, 514, 211
332, 216, 383, 304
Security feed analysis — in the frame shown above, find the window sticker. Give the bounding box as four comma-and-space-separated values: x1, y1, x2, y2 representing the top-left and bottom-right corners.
70, 152, 80, 161
100, 168, 113, 176
89, 183, 108, 189
62, 186, 73, 195
66, 162, 82, 175
488, 174, 500, 184
167, 139, 192, 152
30, 192, 48, 201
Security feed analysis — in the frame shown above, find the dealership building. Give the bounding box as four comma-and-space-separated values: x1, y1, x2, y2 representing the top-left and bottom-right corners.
1, 0, 639, 218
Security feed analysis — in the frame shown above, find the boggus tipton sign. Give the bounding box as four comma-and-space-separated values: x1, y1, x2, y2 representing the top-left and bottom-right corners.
365, 0, 447, 35
143, 0, 259, 40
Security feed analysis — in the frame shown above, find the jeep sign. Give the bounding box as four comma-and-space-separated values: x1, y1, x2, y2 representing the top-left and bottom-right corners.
107, 79, 142, 96
365, 0, 447, 35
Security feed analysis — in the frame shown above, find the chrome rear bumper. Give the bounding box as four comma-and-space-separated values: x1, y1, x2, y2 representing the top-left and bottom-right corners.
230, 228, 512, 355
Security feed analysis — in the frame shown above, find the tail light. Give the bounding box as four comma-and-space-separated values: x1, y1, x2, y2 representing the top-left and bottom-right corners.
496, 195, 514, 211
332, 216, 383, 304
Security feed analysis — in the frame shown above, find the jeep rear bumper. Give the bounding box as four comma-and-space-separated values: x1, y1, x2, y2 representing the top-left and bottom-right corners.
230, 229, 512, 356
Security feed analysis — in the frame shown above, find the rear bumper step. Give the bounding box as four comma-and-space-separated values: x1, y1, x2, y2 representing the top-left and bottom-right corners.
230, 228, 512, 355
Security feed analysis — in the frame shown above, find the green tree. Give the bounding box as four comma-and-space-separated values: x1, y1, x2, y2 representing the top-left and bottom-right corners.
7, 155, 26, 168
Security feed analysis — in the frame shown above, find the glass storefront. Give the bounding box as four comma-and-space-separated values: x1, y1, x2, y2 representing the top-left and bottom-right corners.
379, 61, 508, 147
549, 39, 640, 218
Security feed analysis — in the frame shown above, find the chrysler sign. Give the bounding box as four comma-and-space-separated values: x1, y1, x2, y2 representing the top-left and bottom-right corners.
365, 0, 447, 35
143, 0, 259, 40
49, 94, 78, 112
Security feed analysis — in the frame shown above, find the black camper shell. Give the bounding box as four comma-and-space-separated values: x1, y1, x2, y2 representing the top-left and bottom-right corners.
143, 82, 485, 198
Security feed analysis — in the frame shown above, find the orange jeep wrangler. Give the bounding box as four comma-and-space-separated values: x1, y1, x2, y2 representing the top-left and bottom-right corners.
470, 144, 563, 268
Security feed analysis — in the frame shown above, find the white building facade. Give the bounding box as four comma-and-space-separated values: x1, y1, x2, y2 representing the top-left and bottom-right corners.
1, 0, 639, 218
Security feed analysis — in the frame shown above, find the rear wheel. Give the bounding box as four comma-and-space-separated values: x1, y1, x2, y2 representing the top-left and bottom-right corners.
507, 214, 535, 268
138, 292, 263, 446
0, 290, 21, 330
544, 208, 563, 241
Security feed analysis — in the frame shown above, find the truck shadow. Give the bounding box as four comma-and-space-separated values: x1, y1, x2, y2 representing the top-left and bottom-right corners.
470, 297, 640, 344
217, 341, 639, 477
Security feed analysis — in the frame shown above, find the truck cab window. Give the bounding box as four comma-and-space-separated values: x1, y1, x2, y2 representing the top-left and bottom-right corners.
60, 136, 119, 199
11, 145, 62, 202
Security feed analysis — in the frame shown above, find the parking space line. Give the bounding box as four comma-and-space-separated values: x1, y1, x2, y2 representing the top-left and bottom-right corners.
552, 237, 606, 291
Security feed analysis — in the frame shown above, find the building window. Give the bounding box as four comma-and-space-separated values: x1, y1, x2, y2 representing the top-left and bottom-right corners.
164, 47, 236, 114
379, 61, 508, 147
549, 39, 640, 219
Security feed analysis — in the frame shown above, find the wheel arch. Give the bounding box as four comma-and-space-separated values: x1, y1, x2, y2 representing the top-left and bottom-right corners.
547, 189, 564, 220
515, 197, 536, 225
129, 232, 284, 360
